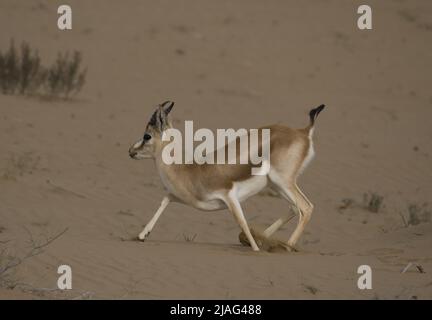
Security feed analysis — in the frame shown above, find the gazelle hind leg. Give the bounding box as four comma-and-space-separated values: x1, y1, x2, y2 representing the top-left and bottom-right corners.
138, 196, 170, 240
268, 178, 314, 248
224, 191, 260, 251
285, 184, 313, 248
262, 212, 296, 238
262, 178, 298, 238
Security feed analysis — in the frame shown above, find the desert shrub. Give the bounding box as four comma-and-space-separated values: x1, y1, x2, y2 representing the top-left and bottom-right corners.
363, 192, 384, 213
19, 42, 44, 94
0, 40, 43, 95
45, 51, 86, 98
0, 40, 20, 94
407, 203, 431, 226
0, 39, 86, 99
183, 233, 197, 242
338, 192, 384, 213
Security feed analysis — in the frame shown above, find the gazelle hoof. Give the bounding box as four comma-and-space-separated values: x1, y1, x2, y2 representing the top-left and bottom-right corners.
285, 243, 299, 252
137, 232, 149, 241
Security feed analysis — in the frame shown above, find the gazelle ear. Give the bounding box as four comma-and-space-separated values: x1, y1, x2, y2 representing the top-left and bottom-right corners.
147, 101, 174, 132
160, 101, 174, 115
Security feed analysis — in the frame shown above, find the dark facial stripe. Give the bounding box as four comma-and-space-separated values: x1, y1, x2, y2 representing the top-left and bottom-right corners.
148, 110, 158, 127
158, 110, 164, 130
147, 107, 167, 132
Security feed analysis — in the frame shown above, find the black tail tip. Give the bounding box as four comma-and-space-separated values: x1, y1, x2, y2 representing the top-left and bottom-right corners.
309, 104, 325, 125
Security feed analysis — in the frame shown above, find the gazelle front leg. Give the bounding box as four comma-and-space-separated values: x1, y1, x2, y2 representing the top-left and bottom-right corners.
138, 195, 170, 240
223, 191, 260, 252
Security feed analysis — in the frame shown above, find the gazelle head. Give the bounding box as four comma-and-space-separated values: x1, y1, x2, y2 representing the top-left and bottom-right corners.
129, 101, 174, 160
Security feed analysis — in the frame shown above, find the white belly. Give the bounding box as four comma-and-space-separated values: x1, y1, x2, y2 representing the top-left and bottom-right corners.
193, 198, 227, 211
190, 175, 268, 211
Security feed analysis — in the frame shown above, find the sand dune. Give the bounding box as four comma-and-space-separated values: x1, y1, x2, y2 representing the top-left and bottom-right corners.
0, 0, 431, 299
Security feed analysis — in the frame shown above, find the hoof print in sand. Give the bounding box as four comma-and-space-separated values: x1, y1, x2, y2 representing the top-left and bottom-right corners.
239, 228, 296, 253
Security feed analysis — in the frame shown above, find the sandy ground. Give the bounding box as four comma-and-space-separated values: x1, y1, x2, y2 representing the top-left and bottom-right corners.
0, 0, 431, 299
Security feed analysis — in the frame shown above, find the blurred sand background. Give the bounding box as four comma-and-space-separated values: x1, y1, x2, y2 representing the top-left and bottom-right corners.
0, 0, 431, 299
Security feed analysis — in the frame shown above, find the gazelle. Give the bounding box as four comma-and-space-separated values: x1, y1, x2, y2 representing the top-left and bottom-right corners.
128, 101, 325, 251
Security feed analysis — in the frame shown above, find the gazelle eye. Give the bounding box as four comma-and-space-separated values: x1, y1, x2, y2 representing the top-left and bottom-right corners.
143, 133, 152, 141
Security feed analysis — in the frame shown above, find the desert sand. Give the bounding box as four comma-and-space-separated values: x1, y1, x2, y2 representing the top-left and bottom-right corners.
0, 0, 431, 299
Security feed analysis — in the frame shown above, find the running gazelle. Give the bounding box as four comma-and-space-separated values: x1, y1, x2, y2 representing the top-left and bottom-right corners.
129, 101, 325, 251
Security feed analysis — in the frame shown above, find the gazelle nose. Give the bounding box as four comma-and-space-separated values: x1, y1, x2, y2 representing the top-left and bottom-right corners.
129, 149, 137, 158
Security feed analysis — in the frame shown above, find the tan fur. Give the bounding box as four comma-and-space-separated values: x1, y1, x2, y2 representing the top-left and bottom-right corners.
129, 102, 323, 252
